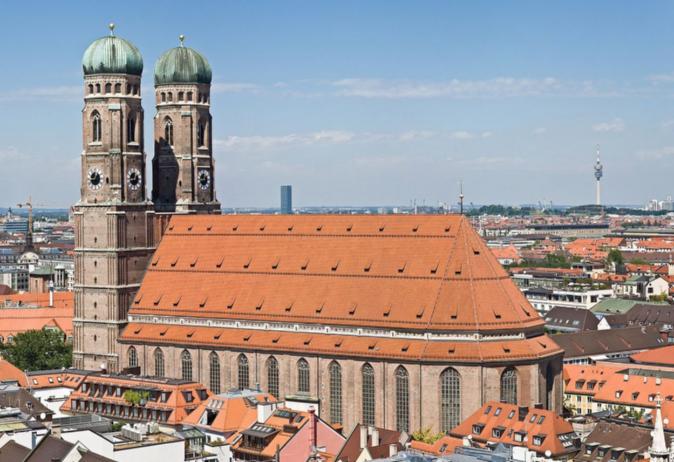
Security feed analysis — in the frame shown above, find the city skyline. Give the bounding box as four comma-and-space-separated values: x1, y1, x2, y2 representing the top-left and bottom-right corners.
3, 1, 674, 208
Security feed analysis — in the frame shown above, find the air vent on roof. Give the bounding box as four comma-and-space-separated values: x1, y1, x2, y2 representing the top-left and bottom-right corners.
364, 261, 372, 272
216, 257, 224, 268
444, 225, 451, 232
187, 225, 193, 231
186, 330, 194, 338
398, 262, 406, 274
190, 257, 198, 268
159, 328, 168, 336
492, 309, 502, 320
368, 342, 377, 350
473, 248, 480, 255
151, 257, 160, 267
413, 225, 419, 232
348, 303, 357, 315
172, 296, 181, 307
315, 303, 324, 314
454, 265, 462, 275
331, 260, 340, 271
134, 294, 143, 305
232, 225, 238, 231
416, 307, 425, 319
171, 257, 179, 267
206, 224, 213, 231
383, 306, 391, 317
243, 257, 252, 269
334, 339, 343, 348
134, 327, 142, 334
227, 297, 236, 309
271, 258, 280, 270
431, 261, 439, 274
287, 225, 294, 232
272, 336, 280, 344
213, 331, 222, 340
379, 224, 385, 232
401, 344, 409, 352
503, 346, 511, 353
521, 305, 531, 317
304, 338, 312, 345
243, 334, 251, 342
301, 259, 309, 271
259, 224, 266, 231
285, 302, 293, 313
199, 297, 208, 308
346, 224, 353, 232
168, 224, 174, 231
153, 295, 162, 306
450, 306, 458, 320
256, 298, 264, 310
448, 346, 455, 354
316, 225, 323, 231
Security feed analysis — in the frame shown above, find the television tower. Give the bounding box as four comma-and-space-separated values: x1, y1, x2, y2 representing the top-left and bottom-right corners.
594, 145, 603, 205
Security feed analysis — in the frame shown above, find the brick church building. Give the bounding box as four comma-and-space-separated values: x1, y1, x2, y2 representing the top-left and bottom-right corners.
73, 26, 563, 435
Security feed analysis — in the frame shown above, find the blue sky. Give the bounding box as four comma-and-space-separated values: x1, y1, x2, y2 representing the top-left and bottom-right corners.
2, 1, 674, 208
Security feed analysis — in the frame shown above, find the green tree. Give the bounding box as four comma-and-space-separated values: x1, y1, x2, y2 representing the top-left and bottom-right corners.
411, 427, 444, 444
0, 329, 72, 371
607, 249, 624, 266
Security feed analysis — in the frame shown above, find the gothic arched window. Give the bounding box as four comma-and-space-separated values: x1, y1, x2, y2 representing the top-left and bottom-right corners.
187, 91, 193, 101
91, 112, 101, 143
161, 92, 166, 102
209, 352, 220, 394
178, 91, 184, 101
105, 83, 111, 93
267, 356, 279, 398
88, 84, 94, 94
440, 367, 461, 433
197, 122, 205, 147
500, 367, 518, 405
395, 366, 409, 432
128, 347, 138, 368
362, 363, 375, 426
168, 92, 173, 102
297, 358, 310, 394
181, 350, 192, 381
114, 83, 121, 93
238, 354, 249, 390
127, 115, 136, 143
95, 83, 101, 93
154, 348, 165, 378
164, 118, 173, 146
329, 361, 342, 425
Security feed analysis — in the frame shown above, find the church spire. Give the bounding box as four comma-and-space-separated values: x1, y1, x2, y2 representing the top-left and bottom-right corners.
650, 394, 671, 462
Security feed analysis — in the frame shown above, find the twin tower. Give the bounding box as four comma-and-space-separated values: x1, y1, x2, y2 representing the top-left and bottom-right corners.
73, 25, 220, 371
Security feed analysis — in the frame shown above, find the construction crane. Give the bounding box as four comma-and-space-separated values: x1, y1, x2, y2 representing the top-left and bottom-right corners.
16, 196, 45, 251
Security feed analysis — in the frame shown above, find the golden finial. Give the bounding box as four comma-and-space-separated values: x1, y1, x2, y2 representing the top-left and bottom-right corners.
108, 23, 116, 36
179, 34, 185, 47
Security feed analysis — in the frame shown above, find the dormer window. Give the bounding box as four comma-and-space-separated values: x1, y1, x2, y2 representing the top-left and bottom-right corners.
472, 424, 484, 435
532, 435, 545, 446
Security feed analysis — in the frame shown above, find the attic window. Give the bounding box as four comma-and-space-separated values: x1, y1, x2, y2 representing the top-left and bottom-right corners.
271, 258, 280, 270
243, 257, 252, 269
171, 257, 179, 267
187, 225, 193, 231
199, 297, 208, 308
416, 307, 425, 319
168, 225, 174, 231
216, 257, 224, 268
448, 346, 456, 354
213, 332, 222, 340
368, 342, 377, 350
454, 265, 462, 275
172, 296, 181, 307
450, 308, 458, 320
398, 262, 406, 273
431, 262, 439, 274
206, 224, 213, 231
493, 309, 502, 320
444, 225, 451, 232
331, 260, 340, 271
473, 248, 480, 255
348, 303, 357, 315
227, 297, 236, 309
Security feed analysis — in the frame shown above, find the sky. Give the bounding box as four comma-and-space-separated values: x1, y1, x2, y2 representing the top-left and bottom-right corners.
2, 1, 674, 208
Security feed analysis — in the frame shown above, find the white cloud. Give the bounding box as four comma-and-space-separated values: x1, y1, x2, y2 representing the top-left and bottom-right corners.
0, 85, 80, 102
215, 130, 355, 151
0, 146, 22, 161
211, 82, 261, 94
533, 127, 547, 135
330, 77, 572, 99
592, 118, 625, 133
637, 146, 674, 160
648, 73, 674, 83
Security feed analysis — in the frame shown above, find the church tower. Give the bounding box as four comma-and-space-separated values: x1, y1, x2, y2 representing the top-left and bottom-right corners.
73, 25, 155, 372
152, 35, 220, 214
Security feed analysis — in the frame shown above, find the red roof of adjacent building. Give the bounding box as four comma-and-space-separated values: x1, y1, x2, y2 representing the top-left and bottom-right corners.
631, 345, 674, 367
181, 392, 277, 435
0, 359, 27, 387
0, 292, 73, 340
449, 401, 578, 457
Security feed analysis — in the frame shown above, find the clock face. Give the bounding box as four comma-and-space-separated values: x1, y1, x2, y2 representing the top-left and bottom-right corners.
198, 170, 211, 190
88, 168, 103, 190
127, 168, 142, 190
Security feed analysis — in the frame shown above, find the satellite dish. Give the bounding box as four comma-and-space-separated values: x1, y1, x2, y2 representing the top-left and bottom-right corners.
39, 413, 46, 420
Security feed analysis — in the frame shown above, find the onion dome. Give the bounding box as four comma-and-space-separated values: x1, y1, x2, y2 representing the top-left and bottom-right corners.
154, 35, 212, 85
82, 24, 143, 76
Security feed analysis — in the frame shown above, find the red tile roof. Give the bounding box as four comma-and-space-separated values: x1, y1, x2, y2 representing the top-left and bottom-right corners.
0, 292, 73, 339
631, 345, 674, 367
0, 359, 27, 386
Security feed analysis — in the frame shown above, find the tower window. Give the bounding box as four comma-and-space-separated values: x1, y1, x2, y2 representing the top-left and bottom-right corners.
181, 350, 192, 381
105, 83, 111, 93
95, 83, 101, 93
88, 84, 94, 94
168, 92, 173, 102
197, 122, 205, 147
127, 115, 136, 143
178, 91, 184, 101
187, 91, 193, 101
161, 92, 166, 102
114, 83, 121, 94
238, 354, 249, 390
164, 118, 173, 146
297, 358, 310, 394
92, 112, 102, 142
126, 84, 131, 94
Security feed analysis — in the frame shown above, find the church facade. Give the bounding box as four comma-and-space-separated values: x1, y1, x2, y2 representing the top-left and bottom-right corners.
74, 27, 564, 435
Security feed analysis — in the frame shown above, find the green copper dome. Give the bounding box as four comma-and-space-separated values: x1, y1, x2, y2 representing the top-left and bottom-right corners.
82, 25, 143, 76
154, 37, 212, 85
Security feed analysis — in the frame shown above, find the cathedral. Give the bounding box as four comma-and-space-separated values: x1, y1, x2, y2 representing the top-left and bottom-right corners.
73, 26, 564, 435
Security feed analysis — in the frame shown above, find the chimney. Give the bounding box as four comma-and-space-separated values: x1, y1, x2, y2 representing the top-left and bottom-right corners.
371, 427, 379, 447
389, 444, 398, 457
518, 406, 528, 422
48, 280, 54, 307
360, 425, 368, 449
534, 403, 543, 409
309, 406, 317, 455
